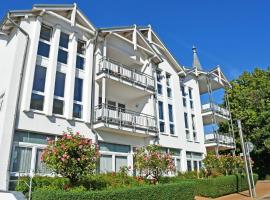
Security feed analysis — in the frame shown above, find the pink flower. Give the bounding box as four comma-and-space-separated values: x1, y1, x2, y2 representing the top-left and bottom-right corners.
61, 157, 65, 162
79, 145, 83, 149
77, 158, 81, 161
76, 132, 80, 135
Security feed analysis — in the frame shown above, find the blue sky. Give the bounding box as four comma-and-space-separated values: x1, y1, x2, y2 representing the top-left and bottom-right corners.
1, 0, 269, 81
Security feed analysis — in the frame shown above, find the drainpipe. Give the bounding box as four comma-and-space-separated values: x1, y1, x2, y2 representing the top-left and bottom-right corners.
5, 12, 30, 188
90, 29, 100, 144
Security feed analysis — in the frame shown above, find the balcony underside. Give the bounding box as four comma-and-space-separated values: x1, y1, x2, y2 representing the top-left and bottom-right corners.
96, 75, 154, 100
202, 112, 230, 125
205, 142, 235, 151
198, 77, 225, 94
93, 120, 157, 138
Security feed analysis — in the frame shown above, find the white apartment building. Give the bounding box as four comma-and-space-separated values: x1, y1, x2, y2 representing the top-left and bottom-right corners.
0, 4, 233, 191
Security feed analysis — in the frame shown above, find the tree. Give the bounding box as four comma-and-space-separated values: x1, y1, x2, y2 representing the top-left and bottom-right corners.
42, 130, 100, 184
133, 144, 175, 182
223, 67, 270, 179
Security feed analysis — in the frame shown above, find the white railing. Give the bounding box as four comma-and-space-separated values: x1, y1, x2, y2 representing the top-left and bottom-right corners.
205, 133, 234, 145
94, 104, 157, 133
98, 58, 155, 90
202, 103, 230, 118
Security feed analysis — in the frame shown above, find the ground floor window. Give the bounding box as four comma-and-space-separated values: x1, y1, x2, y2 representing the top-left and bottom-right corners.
161, 147, 182, 173
98, 142, 130, 173
186, 151, 203, 172
10, 131, 56, 176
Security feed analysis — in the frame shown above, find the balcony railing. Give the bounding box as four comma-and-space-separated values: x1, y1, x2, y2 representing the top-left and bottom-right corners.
201, 103, 230, 118
205, 133, 234, 146
97, 57, 155, 91
94, 104, 157, 133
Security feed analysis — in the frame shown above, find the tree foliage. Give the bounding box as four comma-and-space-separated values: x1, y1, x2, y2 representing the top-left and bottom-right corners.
223, 67, 270, 178
42, 130, 100, 184
133, 145, 175, 182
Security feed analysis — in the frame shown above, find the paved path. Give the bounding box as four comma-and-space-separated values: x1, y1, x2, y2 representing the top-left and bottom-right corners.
196, 181, 270, 200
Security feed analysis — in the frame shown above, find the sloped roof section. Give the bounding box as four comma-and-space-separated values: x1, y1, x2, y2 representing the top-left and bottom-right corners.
0, 4, 96, 35
138, 26, 185, 75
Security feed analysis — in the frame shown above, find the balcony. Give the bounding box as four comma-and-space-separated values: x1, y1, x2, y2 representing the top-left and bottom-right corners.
205, 133, 235, 150
93, 104, 157, 137
201, 103, 230, 125
96, 58, 155, 92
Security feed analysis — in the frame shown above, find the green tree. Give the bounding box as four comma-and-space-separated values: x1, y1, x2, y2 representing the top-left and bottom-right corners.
223, 67, 270, 179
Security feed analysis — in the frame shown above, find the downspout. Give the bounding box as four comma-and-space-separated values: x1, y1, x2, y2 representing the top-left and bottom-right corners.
6, 12, 30, 187
90, 29, 99, 144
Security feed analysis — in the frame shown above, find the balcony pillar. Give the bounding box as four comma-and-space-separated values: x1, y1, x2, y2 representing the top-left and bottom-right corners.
101, 77, 106, 105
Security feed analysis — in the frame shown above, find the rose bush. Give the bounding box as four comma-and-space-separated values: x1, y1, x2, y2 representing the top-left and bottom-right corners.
133, 145, 175, 182
42, 130, 100, 184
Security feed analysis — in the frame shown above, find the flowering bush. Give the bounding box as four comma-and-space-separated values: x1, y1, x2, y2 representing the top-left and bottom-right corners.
133, 145, 175, 182
203, 154, 245, 177
42, 130, 100, 184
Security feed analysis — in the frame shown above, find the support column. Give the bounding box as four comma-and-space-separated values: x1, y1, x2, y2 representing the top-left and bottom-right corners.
21, 17, 42, 111
83, 41, 94, 123
64, 32, 78, 120
101, 77, 106, 105
44, 24, 61, 116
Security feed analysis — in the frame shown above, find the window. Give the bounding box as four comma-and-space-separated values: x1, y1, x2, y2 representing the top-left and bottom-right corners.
157, 84, 163, 95
167, 88, 172, 98
57, 49, 68, 64
57, 32, 69, 64
168, 104, 174, 122
74, 78, 83, 102
187, 160, 192, 171
181, 85, 187, 108
59, 32, 69, 49
38, 25, 52, 58
108, 101, 116, 110
37, 41, 50, 58
157, 70, 162, 83
30, 65, 47, 111
169, 124, 175, 135
193, 161, 198, 171
159, 121, 165, 133
176, 158, 181, 172
158, 101, 164, 120
76, 40, 86, 70
190, 100, 194, 109
186, 130, 190, 140
99, 142, 130, 153
11, 146, 32, 173
183, 98, 187, 107
191, 114, 196, 131
184, 112, 189, 129
73, 77, 83, 118
35, 148, 51, 174
54, 72, 65, 97
115, 156, 128, 172
73, 103, 82, 118
32, 65, 46, 92
99, 155, 112, 173
40, 25, 52, 41
53, 72, 65, 115
53, 99, 64, 115
166, 73, 171, 86
118, 103, 125, 112
189, 88, 194, 109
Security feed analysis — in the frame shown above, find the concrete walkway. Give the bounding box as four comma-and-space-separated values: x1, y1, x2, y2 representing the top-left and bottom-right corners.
196, 181, 270, 200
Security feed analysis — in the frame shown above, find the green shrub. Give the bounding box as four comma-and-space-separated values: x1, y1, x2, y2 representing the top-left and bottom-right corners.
196, 174, 259, 198
32, 182, 196, 200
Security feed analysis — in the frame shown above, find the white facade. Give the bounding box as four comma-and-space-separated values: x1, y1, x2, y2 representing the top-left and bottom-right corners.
0, 4, 233, 191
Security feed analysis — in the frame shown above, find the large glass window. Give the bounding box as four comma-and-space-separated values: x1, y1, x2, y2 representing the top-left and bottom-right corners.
74, 78, 83, 102
54, 72, 65, 97
157, 84, 163, 95
32, 65, 46, 92
99, 155, 112, 173
168, 104, 174, 122
37, 41, 50, 58
184, 112, 189, 129
53, 99, 64, 115
73, 103, 82, 118
59, 32, 69, 49
99, 142, 130, 153
169, 124, 175, 135
158, 101, 164, 120
40, 25, 52, 41
115, 156, 128, 172
11, 146, 32, 173
76, 40, 86, 70
159, 121, 165, 133
35, 148, 51, 174
57, 49, 68, 64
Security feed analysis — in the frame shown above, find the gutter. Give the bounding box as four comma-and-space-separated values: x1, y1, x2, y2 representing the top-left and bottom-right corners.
5, 12, 30, 187
90, 29, 100, 143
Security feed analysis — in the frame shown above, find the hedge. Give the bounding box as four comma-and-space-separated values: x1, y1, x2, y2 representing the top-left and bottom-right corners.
196, 174, 259, 198
32, 181, 196, 200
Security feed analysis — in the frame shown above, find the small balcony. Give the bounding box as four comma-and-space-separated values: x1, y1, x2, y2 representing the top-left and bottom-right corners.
93, 104, 157, 137
201, 103, 230, 125
96, 58, 155, 92
205, 133, 235, 150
